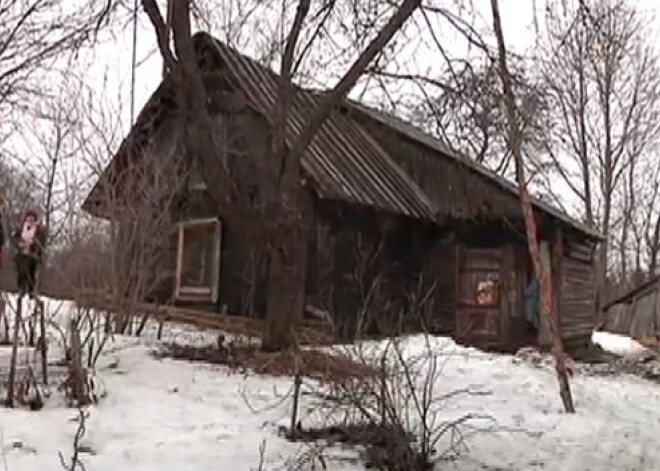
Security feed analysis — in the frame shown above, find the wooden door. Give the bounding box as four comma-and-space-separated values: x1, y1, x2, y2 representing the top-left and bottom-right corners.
456, 247, 502, 346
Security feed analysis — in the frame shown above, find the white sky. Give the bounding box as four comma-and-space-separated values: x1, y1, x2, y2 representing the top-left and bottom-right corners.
106, 0, 660, 134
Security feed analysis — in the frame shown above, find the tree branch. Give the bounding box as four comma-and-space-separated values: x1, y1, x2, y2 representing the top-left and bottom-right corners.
288, 0, 421, 161
141, 0, 177, 72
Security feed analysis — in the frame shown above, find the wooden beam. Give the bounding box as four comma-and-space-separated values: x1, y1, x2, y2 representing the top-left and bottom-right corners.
76, 294, 333, 345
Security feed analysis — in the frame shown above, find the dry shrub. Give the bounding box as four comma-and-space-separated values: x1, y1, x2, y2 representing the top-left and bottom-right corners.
286, 423, 423, 470
290, 335, 489, 470
156, 342, 377, 383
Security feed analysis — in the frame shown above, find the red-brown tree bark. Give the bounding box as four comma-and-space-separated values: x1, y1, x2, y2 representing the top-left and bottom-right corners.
490, 0, 575, 413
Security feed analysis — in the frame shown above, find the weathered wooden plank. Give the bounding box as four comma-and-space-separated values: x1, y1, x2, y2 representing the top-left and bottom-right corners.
77, 296, 333, 345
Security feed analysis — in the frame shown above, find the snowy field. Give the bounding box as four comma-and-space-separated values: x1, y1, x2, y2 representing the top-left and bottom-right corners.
0, 296, 659, 470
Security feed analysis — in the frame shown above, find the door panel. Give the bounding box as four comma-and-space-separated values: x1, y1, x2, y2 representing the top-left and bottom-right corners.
456, 247, 501, 345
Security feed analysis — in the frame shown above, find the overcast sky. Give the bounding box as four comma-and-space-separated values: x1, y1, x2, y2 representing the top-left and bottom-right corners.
102, 0, 660, 132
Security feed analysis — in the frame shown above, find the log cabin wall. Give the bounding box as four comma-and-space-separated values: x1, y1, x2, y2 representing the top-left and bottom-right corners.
352, 113, 599, 351
422, 236, 457, 335
118, 104, 598, 352
306, 200, 454, 341
560, 234, 597, 349
134, 103, 277, 317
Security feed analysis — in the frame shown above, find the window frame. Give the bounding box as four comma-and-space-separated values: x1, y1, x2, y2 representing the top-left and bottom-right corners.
174, 217, 222, 303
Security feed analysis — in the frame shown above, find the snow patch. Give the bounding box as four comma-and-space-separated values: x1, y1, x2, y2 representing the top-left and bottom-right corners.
2, 296, 660, 469
591, 330, 651, 358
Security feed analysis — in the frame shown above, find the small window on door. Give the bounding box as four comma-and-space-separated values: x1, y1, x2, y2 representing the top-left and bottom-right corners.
476, 279, 500, 306
459, 272, 501, 307
175, 218, 221, 302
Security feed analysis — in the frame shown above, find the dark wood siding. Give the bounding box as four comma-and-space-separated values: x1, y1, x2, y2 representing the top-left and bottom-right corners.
561, 237, 596, 348
423, 239, 456, 334
354, 118, 522, 221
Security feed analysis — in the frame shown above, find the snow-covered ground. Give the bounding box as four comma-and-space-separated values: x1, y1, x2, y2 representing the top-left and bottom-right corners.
591, 330, 652, 358
1, 296, 660, 470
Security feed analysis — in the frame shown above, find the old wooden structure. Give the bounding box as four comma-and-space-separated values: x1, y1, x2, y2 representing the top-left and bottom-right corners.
83, 32, 601, 352
601, 275, 660, 342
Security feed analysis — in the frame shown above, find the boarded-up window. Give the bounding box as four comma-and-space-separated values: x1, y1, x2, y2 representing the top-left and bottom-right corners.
175, 218, 221, 302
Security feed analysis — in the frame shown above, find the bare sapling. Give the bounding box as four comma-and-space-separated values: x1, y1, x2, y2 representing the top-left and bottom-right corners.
58, 408, 89, 471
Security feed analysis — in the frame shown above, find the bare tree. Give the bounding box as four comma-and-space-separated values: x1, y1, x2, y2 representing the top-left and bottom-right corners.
0, 0, 116, 149
490, 0, 575, 413
409, 58, 548, 179
83, 110, 187, 332
539, 0, 660, 307
141, 0, 422, 350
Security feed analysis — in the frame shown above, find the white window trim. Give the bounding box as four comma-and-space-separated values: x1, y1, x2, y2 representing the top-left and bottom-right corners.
175, 217, 222, 303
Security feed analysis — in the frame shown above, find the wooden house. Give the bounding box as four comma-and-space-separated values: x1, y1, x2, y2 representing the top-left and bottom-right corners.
82, 32, 602, 352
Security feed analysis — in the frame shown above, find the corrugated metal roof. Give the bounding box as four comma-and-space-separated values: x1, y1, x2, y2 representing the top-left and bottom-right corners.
199, 33, 436, 222
345, 101, 603, 240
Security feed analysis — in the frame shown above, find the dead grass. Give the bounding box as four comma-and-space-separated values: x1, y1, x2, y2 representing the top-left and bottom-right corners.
155, 343, 378, 383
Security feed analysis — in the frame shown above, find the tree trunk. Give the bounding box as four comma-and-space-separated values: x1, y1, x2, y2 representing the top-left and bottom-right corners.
142, 0, 422, 351
262, 221, 306, 350
38, 300, 48, 386
648, 213, 660, 277
577, 10, 593, 228
5, 296, 23, 407
260, 0, 421, 350
69, 318, 89, 407
596, 199, 611, 315
491, 0, 574, 413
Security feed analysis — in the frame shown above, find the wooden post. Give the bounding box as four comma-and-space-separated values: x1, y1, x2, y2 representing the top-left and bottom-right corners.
289, 370, 301, 438
454, 244, 463, 340
0, 296, 7, 343
69, 318, 88, 406
28, 313, 36, 347
38, 299, 48, 386
5, 296, 23, 407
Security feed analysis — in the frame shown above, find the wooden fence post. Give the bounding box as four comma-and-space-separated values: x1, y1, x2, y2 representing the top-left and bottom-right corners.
5, 296, 23, 407
69, 318, 88, 406
39, 300, 48, 386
